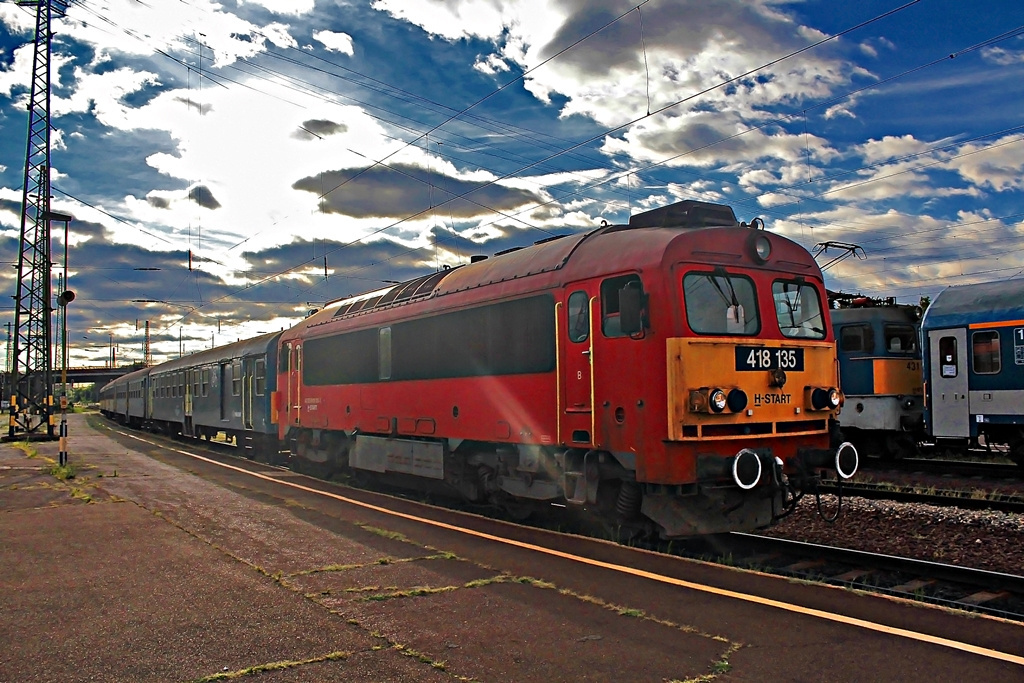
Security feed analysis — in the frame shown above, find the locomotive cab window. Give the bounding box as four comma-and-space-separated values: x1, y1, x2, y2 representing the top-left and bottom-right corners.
567, 291, 589, 343
972, 330, 1001, 374
683, 270, 759, 336
773, 280, 826, 339
884, 324, 917, 353
839, 324, 874, 353
600, 274, 642, 338
279, 343, 290, 373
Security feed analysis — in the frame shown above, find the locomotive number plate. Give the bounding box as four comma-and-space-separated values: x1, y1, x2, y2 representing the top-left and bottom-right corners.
735, 346, 804, 371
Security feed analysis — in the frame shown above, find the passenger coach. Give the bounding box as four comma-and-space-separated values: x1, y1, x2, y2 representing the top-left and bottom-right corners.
922, 279, 1024, 465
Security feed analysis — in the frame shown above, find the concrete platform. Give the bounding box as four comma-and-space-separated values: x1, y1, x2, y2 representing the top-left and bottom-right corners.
1, 414, 1022, 682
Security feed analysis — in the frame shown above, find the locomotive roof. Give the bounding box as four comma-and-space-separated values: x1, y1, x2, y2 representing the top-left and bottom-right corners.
922, 278, 1024, 330
288, 200, 817, 338
830, 305, 921, 326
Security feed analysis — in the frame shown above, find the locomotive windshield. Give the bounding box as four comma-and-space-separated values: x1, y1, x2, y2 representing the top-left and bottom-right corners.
772, 280, 826, 339
683, 270, 760, 335
883, 323, 918, 353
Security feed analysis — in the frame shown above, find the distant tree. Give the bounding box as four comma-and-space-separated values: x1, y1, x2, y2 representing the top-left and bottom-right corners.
919, 295, 931, 311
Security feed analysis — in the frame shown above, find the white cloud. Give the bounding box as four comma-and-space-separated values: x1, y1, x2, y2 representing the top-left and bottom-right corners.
314, 30, 354, 56
981, 46, 1024, 66
240, 0, 316, 15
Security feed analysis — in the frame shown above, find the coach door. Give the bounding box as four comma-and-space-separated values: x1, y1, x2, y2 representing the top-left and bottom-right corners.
561, 286, 595, 444
929, 328, 969, 438
241, 357, 255, 430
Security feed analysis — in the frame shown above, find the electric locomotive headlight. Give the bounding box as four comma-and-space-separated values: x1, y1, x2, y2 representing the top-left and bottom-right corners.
709, 388, 728, 413
726, 388, 748, 413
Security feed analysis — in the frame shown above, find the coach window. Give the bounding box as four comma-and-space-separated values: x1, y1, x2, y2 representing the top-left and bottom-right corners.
601, 274, 641, 338
192, 369, 200, 397
884, 323, 917, 353
567, 291, 589, 343
255, 359, 267, 396
939, 336, 958, 378
684, 270, 760, 335
379, 327, 392, 380
232, 360, 242, 396
773, 280, 826, 339
201, 368, 210, 397
972, 330, 1001, 374
840, 324, 874, 353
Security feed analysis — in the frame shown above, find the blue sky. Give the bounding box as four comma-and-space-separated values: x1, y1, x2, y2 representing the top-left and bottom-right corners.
1, 0, 1023, 365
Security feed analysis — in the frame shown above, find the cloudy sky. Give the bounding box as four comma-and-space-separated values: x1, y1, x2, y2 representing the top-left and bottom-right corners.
1, 0, 1023, 366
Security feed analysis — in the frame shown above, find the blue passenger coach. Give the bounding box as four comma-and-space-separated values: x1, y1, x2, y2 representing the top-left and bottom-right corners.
921, 279, 1024, 465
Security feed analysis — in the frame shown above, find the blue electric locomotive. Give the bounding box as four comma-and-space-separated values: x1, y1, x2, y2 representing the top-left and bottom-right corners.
831, 296, 924, 458
921, 279, 1024, 466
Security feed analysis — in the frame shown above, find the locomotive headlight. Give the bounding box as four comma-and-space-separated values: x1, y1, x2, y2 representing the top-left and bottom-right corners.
709, 388, 728, 413
828, 388, 842, 409
749, 234, 772, 264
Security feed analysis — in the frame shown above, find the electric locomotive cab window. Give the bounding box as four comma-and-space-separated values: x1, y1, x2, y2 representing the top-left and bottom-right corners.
567, 291, 589, 343
840, 324, 874, 353
600, 274, 642, 338
972, 330, 1001, 374
773, 280, 826, 339
683, 270, 759, 335
884, 324, 917, 353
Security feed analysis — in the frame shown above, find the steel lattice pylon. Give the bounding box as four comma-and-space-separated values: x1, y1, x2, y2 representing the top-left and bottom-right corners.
10, 0, 69, 438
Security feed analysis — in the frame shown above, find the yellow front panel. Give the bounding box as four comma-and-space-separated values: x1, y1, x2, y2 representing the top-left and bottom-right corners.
666, 337, 838, 441
872, 358, 923, 396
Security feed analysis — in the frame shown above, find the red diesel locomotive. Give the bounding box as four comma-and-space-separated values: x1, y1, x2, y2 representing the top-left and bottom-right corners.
276, 200, 857, 537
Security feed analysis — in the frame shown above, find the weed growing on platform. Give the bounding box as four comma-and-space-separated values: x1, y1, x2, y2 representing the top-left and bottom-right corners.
49, 463, 76, 480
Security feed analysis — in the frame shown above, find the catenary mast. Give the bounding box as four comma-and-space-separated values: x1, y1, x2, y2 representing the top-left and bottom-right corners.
9, 0, 70, 438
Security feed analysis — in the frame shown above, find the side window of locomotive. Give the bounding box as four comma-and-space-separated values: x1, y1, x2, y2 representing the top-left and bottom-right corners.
839, 324, 874, 353
683, 271, 760, 335
600, 274, 640, 338
772, 280, 826, 339
567, 291, 589, 343
939, 336, 958, 378
884, 324, 917, 353
972, 330, 1001, 374
379, 327, 392, 380
279, 343, 290, 373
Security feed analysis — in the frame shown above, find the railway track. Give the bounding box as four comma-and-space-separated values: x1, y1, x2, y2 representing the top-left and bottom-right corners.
678, 533, 1024, 622
816, 479, 1024, 513
860, 455, 1024, 480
